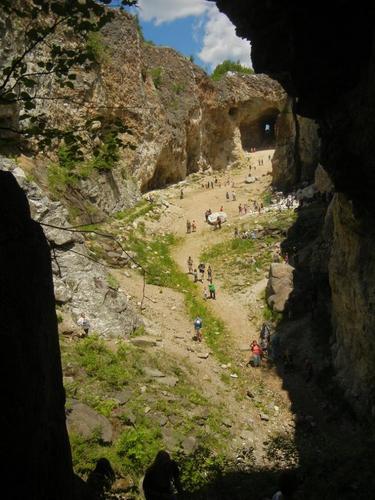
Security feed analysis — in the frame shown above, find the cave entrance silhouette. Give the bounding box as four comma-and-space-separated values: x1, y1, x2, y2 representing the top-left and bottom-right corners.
239, 109, 278, 152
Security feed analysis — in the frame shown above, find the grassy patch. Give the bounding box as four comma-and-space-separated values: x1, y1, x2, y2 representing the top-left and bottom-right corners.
86, 31, 111, 64
201, 210, 297, 291
62, 334, 233, 484
107, 273, 119, 290
115, 425, 163, 474
47, 136, 119, 198
150, 67, 162, 89
113, 199, 153, 224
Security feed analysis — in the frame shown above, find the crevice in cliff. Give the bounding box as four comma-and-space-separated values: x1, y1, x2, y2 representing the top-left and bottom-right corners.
292, 98, 302, 183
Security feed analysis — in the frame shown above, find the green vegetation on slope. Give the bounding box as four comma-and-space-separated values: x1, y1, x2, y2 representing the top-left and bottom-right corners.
201, 210, 297, 292
48, 134, 120, 198
211, 60, 254, 81
86, 31, 111, 64
126, 233, 232, 364
62, 335, 234, 488
113, 199, 154, 224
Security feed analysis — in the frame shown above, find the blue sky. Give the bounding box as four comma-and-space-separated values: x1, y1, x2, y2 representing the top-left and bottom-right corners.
141, 15, 208, 69
113, 0, 252, 73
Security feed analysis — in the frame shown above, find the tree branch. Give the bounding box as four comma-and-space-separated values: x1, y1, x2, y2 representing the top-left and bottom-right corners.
0, 16, 68, 94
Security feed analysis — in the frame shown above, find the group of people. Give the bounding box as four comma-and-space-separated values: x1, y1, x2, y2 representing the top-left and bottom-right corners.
224, 177, 235, 187
237, 200, 264, 216
202, 177, 220, 189
248, 322, 272, 367
187, 257, 217, 342
225, 190, 236, 201
188, 257, 213, 282
186, 219, 197, 233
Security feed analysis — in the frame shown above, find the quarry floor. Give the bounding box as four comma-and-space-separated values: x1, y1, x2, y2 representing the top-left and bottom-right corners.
116, 150, 297, 464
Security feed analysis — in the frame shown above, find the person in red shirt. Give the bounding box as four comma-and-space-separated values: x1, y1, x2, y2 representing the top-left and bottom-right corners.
249, 340, 263, 367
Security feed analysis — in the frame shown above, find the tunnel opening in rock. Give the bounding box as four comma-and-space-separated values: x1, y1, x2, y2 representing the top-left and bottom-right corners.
240, 109, 278, 151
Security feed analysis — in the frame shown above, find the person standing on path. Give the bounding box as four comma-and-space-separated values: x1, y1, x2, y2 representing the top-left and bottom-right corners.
187, 256, 193, 274
193, 269, 198, 282
249, 340, 263, 367
207, 265, 212, 282
180, 189, 184, 199
238, 203, 242, 214
198, 263, 205, 281
77, 313, 90, 337
232, 191, 236, 201
226, 191, 230, 201
208, 282, 216, 300
186, 220, 191, 233
192, 220, 197, 232
194, 316, 203, 342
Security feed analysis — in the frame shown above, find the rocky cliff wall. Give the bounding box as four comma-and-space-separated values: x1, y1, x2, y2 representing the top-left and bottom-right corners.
272, 97, 320, 191
213, 0, 375, 416
1, 157, 142, 338
15, 11, 286, 202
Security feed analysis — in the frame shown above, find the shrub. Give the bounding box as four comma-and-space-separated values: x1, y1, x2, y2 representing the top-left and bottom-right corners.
263, 191, 273, 206
176, 446, 229, 492
70, 429, 104, 476
74, 336, 131, 389
150, 67, 162, 89
86, 31, 110, 64
173, 83, 185, 95
107, 273, 119, 290
47, 134, 119, 196
211, 60, 254, 81
115, 425, 162, 474
92, 133, 119, 171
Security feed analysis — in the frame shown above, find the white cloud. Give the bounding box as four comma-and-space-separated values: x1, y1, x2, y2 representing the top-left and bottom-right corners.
138, 0, 211, 25
137, 0, 252, 71
198, 4, 252, 70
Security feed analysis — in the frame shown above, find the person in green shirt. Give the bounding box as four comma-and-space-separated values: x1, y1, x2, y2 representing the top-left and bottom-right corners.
208, 282, 216, 300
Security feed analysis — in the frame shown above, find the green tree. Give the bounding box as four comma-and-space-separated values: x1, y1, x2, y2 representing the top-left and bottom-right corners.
211, 60, 254, 81
0, 0, 136, 151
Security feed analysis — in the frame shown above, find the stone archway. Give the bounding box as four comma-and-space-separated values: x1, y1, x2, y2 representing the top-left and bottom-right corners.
239, 108, 279, 151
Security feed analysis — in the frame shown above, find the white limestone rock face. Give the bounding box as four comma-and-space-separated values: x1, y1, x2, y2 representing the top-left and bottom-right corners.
0, 157, 142, 338
266, 263, 294, 312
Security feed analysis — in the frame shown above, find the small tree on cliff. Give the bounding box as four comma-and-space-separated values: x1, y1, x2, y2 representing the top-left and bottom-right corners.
0, 0, 137, 154
211, 60, 254, 81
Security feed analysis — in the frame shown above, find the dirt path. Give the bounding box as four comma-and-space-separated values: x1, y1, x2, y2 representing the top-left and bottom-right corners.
115, 150, 297, 462
172, 151, 273, 355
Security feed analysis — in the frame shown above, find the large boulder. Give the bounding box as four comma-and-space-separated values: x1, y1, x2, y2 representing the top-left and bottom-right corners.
66, 400, 113, 443
314, 164, 334, 194
266, 263, 294, 312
